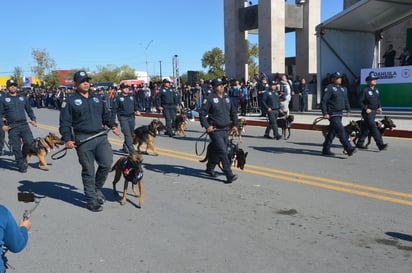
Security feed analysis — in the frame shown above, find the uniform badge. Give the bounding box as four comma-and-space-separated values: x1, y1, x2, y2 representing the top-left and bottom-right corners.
74, 99, 82, 106
130, 96, 134, 100
5, 98, 11, 103
368, 91, 373, 96
119, 97, 124, 102
376, 90, 379, 94
225, 98, 230, 103
61, 101, 66, 108
202, 98, 208, 105
93, 97, 100, 103
213, 98, 219, 104
324, 88, 328, 93
19, 97, 24, 101
332, 87, 337, 92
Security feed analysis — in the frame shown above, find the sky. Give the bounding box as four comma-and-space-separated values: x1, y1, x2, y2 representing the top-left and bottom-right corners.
1, 0, 343, 78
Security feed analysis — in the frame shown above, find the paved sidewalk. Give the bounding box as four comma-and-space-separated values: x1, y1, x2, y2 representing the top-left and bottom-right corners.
142, 109, 412, 138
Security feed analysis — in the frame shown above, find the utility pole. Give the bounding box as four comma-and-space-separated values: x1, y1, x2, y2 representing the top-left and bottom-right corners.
172, 54, 180, 88
145, 40, 153, 79
159, 60, 162, 80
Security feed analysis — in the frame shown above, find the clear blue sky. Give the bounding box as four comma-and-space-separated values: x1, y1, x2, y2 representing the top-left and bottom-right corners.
1, 0, 343, 77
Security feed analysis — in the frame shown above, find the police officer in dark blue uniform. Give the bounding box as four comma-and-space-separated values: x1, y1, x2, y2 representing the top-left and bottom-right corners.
0, 79, 37, 172
199, 78, 239, 184
111, 83, 141, 154
356, 74, 388, 150
262, 80, 283, 140
321, 72, 356, 156
157, 79, 180, 137
0, 88, 6, 156
59, 71, 120, 212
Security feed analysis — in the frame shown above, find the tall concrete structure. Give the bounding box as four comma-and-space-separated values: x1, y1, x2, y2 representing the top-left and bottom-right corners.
224, 0, 320, 81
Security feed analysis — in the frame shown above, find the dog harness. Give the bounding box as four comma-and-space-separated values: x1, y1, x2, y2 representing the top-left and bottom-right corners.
122, 159, 143, 184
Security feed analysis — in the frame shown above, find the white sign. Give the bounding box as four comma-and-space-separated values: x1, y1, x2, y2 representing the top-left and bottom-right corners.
361, 66, 412, 84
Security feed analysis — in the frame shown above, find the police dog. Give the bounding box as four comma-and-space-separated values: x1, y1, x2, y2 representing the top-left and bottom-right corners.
174, 112, 188, 137
111, 152, 144, 207
315, 119, 360, 144
230, 118, 247, 143
132, 119, 165, 155
277, 115, 294, 140
353, 116, 396, 148
199, 140, 248, 170
26, 132, 64, 171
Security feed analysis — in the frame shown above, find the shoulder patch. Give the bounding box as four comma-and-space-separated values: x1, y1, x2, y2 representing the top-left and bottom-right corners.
202, 98, 208, 105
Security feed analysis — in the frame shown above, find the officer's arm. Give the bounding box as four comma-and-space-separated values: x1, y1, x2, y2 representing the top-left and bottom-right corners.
59, 102, 74, 142
321, 88, 331, 115
25, 98, 36, 123
198, 98, 211, 129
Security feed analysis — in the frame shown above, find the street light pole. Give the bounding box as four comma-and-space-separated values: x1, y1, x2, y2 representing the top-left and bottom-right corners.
145, 40, 154, 80
159, 60, 162, 80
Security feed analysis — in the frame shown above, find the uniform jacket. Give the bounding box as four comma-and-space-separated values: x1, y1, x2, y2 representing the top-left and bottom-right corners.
199, 92, 239, 129
0, 93, 36, 127
321, 83, 351, 115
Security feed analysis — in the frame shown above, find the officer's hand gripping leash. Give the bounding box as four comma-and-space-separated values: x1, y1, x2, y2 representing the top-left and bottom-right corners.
1, 192, 39, 272
51, 128, 112, 160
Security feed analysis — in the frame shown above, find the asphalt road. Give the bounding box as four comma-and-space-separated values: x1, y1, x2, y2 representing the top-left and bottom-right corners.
1, 108, 411, 273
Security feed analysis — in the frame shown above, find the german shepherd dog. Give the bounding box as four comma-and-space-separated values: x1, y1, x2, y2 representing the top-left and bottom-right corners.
353, 116, 396, 148
132, 119, 165, 155
277, 115, 294, 140
199, 140, 248, 170
111, 152, 144, 207
313, 118, 361, 144
26, 132, 64, 171
230, 118, 247, 143
174, 112, 188, 137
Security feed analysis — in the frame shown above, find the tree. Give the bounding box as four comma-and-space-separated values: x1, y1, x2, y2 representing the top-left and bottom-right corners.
248, 42, 259, 79
201, 47, 225, 78
31, 48, 56, 87
12, 66, 24, 87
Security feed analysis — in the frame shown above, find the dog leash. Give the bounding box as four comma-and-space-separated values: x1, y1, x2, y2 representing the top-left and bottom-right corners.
51, 128, 111, 160
194, 128, 230, 156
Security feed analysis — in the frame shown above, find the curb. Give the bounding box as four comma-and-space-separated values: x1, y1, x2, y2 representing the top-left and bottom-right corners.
140, 113, 412, 139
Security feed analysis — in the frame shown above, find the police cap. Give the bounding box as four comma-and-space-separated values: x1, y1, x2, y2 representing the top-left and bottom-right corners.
211, 78, 224, 87
73, 71, 91, 83
120, 82, 129, 89
332, 72, 343, 79
365, 74, 379, 82
6, 79, 18, 88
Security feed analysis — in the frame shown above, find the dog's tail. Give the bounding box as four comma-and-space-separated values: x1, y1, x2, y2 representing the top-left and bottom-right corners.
110, 158, 122, 173
312, 117, 325, 130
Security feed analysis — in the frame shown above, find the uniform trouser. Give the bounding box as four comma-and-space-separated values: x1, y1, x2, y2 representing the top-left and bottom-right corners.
75, 134, 113, 203
0, 129, 5, 151
118, 116, 136, 153
357, 110, 384, 146
264, 111, 282, 138
8, 124, 34, 169
323, 115, 353, 151
163, 106, 177, 135
206, 130, 233, 177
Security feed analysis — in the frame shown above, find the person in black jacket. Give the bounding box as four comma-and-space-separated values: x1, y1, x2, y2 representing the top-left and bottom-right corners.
0, 80, 37, 172
356, 75, 387, 150
262, 80, 282, 140
199, 78, 239, 184
157, 79, 180, 137
59, 71, 120, 212
321, 72, 356, 156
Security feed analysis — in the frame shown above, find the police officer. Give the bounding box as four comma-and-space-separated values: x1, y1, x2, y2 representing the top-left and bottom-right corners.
321, 72, 356, 156
262, 80, 282, 140
356, 74, 388, 150
111, 82, 141, 154
157, 79, 180, 137
0, 80, 37, 172
59, 71, 120, 212
199, 78, 239, 184
0, 88, 6, 156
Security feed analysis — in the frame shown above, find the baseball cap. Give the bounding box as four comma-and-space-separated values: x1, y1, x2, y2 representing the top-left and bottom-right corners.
162, 79, 170, 84
120, 82, 129, 89
6, 79, 18, 87
332, 72, 343, 79
365, 74, 379, 82
211, 78, 224, 87
73, 71, 91, 83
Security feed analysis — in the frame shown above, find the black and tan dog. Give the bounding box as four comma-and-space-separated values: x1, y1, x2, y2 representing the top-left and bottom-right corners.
111, 152, 144, 207
26, 132, 64, 171
277, 115, 294, 140
230, 118, 247, 143
199, 140, 248, 170
174, 112, 188, 137
314, 119, 360, 144
353, 115, 396, 148
132, 119, 165, 155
